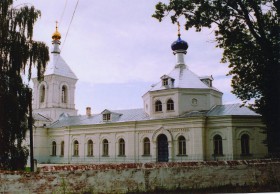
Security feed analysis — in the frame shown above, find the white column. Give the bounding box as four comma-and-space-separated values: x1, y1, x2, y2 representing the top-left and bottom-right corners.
176, 51, 185, 65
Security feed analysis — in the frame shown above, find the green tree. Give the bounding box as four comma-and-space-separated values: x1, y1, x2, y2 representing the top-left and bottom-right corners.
0, 0, 49, 170
153, 0, 280, 153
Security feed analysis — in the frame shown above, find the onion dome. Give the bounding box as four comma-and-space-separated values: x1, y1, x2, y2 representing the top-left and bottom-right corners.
52, 22, 61, 40
171, 22, 188, 51
171, 36, 188, 51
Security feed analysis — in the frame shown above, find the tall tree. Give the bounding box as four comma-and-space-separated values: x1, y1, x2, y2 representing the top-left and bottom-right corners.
0, 0, 49, 170
153, 0, 280, 153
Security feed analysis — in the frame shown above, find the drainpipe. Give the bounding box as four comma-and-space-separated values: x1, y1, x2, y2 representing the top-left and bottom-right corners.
204, 116, 208, 161
28, 89, 34, 172
134, 121, 137, 163
68, 127, 70, 164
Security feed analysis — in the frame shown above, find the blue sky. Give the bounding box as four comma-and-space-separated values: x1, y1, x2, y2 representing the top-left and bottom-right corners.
16, 0, 240, 114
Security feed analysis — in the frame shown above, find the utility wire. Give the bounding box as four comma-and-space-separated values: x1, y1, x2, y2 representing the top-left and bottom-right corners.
61, 0, 80, 51
59, 0, 68, 27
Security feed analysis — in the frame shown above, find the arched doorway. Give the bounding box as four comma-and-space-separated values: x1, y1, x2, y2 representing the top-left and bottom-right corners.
157, 134, 169, 162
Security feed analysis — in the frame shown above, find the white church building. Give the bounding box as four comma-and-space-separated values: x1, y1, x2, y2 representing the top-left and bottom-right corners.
30, 26, 267, 164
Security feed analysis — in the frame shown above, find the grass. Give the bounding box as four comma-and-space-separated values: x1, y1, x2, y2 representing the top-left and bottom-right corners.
125, 182, 280, 194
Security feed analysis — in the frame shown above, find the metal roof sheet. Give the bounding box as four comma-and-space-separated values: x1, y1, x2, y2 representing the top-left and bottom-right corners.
149, 65, 220, 92
44, 53, 77, 79
33, 113, 52, 122
48, 104, 259, 128
207, 104, 259, 116
49, 108, 150, 128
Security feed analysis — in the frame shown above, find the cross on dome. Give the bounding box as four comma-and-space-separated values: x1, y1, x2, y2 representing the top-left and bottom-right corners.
171, 21, 188, 52
52, 21, 61, 40
177, 21, 181, 37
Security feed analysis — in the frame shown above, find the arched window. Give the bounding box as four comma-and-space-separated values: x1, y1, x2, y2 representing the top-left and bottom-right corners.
103, 139, 109, 156
167, 99, 174, 111
119, 138, 125, 156
178, 136, 186, 155
73, 140, 79, 156
143, 137, 150, 155
40, 85, 46, 103
155, 100, 162, 112
61, 141, 64, 156
52, 141, 56, 156
61, 85, 67, 103
241, 134, 250, 155
213, 135, 223, 155
87, 140, 93, 156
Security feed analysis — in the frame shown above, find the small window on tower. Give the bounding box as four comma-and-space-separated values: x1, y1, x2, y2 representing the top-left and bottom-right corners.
61, 85, 67, 103
40, 85, 46, 103
103, 113, 111, 121
155, 100, 162, 112
171, 79, 175, 86
162, 78, 168, 86
167, 99, 174, 111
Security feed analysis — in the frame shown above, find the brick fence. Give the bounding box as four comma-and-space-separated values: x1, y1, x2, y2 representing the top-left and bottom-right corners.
0, 159, 279, 193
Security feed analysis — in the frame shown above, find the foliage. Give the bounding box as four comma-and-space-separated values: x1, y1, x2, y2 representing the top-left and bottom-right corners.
0, 0, 49, 170
153, 0, 280, 152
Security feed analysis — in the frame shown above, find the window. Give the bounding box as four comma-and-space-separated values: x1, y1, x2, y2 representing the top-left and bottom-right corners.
40, 85, 46, 103
61, 85, 67, 103
52, 141, 56, 156
213, 135, 223, 155
192, 98, 198, 106
119, 138, 125, 156
162, 78, 168, 86
143, 137, 150, 155
73, 140, 79, 156
167, 99, 174, 111
155, 100, 162, 112
87, 140, 93, 156
61, 141, 64, 156
103, 139, 109, 156
103, 113, 111, 121
178, 136, 186, 155
201, 78, 212, 87
171, 78, 175, 86
241, 134, 250, 155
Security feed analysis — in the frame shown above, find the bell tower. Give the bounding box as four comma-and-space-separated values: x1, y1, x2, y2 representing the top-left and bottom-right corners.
32, 23, 78, 122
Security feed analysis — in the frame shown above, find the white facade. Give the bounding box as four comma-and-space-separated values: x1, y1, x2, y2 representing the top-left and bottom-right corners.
29, 31, 267, 164
32, 35, 78, 122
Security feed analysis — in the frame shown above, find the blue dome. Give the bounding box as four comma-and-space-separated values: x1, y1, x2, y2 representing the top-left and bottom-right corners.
171, 36, 188, 51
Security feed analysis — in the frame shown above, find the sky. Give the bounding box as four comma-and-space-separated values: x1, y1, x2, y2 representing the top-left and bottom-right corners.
15, 0, 241, 115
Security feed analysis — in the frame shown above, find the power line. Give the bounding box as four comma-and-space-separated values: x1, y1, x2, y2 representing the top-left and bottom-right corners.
59, 0, 68, 27
61, 0, 80, 51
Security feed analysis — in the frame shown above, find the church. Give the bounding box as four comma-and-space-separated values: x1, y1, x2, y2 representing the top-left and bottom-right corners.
30, 25, 267, 164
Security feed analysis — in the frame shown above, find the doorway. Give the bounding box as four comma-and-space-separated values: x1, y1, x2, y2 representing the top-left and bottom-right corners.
157, 134, 169, 162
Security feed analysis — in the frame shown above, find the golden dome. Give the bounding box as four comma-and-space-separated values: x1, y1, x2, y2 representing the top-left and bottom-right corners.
52, 22, 61, 40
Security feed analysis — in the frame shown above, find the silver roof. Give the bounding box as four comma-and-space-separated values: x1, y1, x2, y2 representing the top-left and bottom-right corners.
149, 64, 220, 92
207, 104, 259, 116
33, 113, 52, 122
44, 53, 77, 80
48, 104, 259, 128
50, 108, 150, 128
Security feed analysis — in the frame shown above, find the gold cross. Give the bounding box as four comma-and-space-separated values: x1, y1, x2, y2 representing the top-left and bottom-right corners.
55, 21, 58, 30
177, 22, 181, 37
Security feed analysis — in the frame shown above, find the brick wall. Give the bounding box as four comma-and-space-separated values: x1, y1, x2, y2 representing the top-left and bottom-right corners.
0, 159, 279, 193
